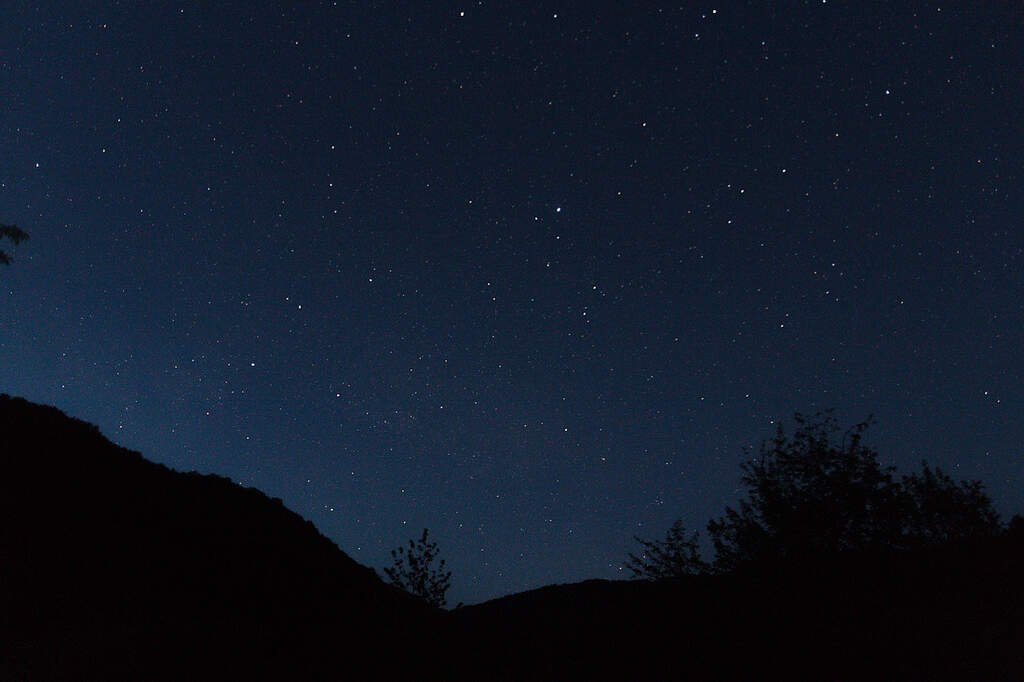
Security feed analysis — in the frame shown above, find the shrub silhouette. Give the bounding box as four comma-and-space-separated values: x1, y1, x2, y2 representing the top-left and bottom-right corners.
383, 527, 452, 608
900, 461, 1001, 547
625, 519, 708, 579
707, 411, 1001, 571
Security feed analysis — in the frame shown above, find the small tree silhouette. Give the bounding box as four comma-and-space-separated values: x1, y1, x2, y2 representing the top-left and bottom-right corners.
625, 519, 708, 579
0, 224, 29, 266
383, 528, 452, 608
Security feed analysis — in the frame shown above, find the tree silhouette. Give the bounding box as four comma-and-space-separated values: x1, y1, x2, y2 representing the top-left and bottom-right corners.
0, 224, 29, 266
383, 528, 452, 608
625, 519, 708, 579
706, 411, 1002, 571
900, 461, 1001, 547
707, 411, 903, 571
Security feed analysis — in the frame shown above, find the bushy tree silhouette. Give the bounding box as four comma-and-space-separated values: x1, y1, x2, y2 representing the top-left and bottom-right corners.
706, 411, 1001, 572
625, 519, 708, 579
900, 461, 1001, 546
0, 224, 28, 266
383, 528, 452, 608
707, 411, 903, 571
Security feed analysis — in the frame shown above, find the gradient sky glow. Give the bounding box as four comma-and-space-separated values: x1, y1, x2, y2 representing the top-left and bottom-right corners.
2, 2, 1022, 605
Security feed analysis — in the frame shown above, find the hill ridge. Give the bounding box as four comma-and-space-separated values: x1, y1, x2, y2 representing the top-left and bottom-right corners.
4, 394, 1024, 681
0, 394, 441, 680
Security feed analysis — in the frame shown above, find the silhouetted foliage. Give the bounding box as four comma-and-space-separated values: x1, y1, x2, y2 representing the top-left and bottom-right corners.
707, 411, 1001, 571
625, 519, 708, 579
383, 527, 452, 608
900, 461, 1001, 546
707, 411, 903, 571
0, 223, 28, 265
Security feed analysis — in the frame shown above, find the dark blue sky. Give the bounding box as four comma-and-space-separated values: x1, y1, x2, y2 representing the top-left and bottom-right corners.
2, 2, 1022, 605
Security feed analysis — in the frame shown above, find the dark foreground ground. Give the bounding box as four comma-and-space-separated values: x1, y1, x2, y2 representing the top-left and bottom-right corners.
2, 394, 1022, 680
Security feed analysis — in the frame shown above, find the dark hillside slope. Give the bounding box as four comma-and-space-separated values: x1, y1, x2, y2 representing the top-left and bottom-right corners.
5, 393, 1023, 681
0, 395, 443, 680
452, 530, 1024, 680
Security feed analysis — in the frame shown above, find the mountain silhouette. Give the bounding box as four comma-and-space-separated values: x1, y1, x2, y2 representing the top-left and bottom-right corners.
3, 393, 1024, 680
0, 395, 444, 680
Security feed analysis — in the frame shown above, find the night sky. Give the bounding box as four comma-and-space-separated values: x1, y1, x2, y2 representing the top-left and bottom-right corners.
2, 2, 1022, 605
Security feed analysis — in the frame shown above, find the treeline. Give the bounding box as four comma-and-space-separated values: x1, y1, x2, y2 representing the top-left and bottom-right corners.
627, 411, 1006, 579
388, 410, 1012, 606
